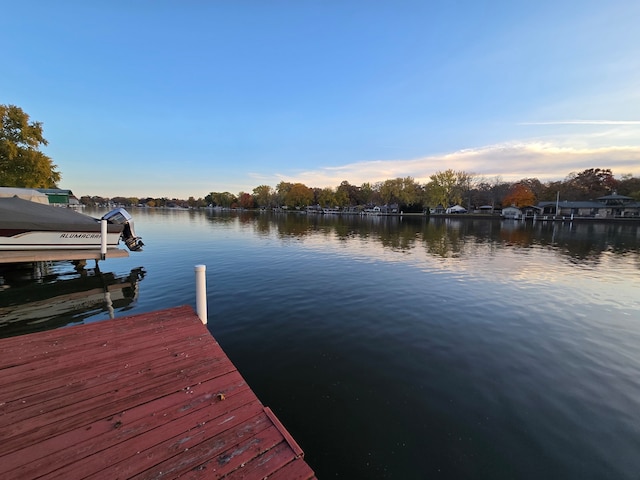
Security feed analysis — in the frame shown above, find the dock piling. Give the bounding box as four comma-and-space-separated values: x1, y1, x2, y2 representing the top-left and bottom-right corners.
195, 264, 207, 324
100, 219, 107, 260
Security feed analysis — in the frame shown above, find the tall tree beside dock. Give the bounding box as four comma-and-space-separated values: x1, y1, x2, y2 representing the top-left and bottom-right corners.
0, 104, 61, 188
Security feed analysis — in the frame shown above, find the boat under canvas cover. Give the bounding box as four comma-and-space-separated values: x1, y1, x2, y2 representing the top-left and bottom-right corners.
0, 196, 124, 250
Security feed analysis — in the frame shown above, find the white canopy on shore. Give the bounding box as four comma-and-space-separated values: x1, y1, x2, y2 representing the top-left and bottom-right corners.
446, 205, 467, 213
0, 187, 49, 204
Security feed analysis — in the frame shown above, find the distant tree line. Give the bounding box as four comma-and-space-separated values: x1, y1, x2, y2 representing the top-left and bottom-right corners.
79, 169, 640, 212
79, 195, 208, 208
204, 168, 640, 212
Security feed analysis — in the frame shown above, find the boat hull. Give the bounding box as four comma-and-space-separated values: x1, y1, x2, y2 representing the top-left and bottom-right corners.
0, 230, 123, 250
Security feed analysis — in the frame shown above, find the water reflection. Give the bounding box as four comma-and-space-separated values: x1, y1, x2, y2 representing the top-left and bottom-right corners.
0, 263, 146, 338
202, 210, 640, 267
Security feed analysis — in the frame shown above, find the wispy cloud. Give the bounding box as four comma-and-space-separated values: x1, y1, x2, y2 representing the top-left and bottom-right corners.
273, 142, 640, 188
520, 120, 640, 125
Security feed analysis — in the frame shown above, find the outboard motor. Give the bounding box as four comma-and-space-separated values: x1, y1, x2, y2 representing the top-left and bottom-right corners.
102, 208, 144, 251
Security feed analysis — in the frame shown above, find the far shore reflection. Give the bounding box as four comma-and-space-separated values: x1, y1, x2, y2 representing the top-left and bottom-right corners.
196, 210, 640, 266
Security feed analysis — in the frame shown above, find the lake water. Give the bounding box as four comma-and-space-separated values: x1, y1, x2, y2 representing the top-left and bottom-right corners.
2, 209, 640, 479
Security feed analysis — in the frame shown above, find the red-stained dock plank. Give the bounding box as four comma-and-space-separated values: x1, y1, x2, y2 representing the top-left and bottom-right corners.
0, 305, 316, 479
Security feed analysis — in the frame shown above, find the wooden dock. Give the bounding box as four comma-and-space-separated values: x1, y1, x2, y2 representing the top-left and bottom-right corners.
0, 248, 129, 264
0, 305, 316, 479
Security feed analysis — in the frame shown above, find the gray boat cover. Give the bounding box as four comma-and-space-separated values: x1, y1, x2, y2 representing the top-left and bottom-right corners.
0, 196, 122, 233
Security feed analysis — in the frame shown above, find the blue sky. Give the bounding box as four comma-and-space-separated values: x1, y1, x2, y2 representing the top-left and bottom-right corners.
3, 1, 639, 199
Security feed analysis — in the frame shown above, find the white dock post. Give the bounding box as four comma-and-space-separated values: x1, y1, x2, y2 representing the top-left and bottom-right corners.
195, 264, 207, 324
100, 219, 107, 260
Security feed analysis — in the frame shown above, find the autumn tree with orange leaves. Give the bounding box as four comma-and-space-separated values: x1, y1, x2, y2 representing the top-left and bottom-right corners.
502, 183, 536, 207
238, 192, 255, 209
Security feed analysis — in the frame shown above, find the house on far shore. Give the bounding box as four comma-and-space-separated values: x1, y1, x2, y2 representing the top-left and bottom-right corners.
502, 205, 543, 219
36, 188, 81, 207
476, 205, 496, 214
538, 193, 640, 219
502, 206, 522, 219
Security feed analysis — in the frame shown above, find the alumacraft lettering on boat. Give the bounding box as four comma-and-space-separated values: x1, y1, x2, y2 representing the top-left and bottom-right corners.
59, 233, 102, 239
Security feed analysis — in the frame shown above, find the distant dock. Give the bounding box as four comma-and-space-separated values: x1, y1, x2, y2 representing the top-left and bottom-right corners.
0, 305, 316, 479
0, 248, 129, 264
